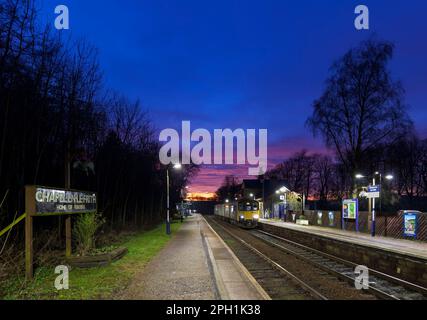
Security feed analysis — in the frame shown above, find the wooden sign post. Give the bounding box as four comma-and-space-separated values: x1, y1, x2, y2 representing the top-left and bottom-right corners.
66, 217, 72, 257
25, 186, 35, 280
25, 186, 97, 280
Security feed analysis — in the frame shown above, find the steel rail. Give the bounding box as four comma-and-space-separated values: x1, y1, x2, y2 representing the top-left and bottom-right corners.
254, 229, 427, 300
208, 218, 329, 300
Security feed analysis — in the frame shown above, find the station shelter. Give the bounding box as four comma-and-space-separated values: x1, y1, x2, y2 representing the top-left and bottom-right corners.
240, 179, 297, 220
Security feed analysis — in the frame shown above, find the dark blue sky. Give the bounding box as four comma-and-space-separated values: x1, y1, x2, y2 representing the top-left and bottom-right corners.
39, 0, 427, 192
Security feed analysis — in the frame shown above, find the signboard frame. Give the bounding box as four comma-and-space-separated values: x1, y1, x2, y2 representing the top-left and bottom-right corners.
403, 212, 417, 238
367, 185, 381, 199
342, 199, 359, 232
25, 185, 97, 280
342, 199, 358, 220
28, 185, 97, 216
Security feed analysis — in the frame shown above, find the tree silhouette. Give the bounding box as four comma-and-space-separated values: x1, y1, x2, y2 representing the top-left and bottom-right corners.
307, 40, 412, 189
0, 0, 194, 242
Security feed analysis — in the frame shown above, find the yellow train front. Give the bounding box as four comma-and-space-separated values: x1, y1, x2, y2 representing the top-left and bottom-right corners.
214, 199, 260, 229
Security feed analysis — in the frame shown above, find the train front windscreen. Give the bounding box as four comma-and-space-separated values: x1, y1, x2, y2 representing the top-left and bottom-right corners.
238, 201, 259, 212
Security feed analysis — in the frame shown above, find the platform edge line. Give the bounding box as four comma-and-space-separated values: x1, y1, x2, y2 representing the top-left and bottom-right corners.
200, 226, 230, 300
201, 215, 271, 301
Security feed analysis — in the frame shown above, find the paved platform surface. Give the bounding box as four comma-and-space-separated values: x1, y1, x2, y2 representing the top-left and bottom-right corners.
119, 214, 268, 300
260, 219, 427, 260
200, 216, 269, 300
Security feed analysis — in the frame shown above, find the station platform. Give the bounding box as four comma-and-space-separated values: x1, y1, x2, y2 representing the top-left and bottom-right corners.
259, 219, 427, 261
259, 219, 427, 287
120, 214, 269, 300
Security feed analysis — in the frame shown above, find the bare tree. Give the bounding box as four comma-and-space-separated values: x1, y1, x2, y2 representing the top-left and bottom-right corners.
307, 40, 412, 189
0, 0, 191, 240
266, 150, 316, 198
216, 175, 241, 201
387, 134, 426, 200
314, 155, 334, 201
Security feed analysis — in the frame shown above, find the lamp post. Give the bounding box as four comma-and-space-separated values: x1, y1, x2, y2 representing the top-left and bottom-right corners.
356, 172, 394, 237
166, 163, 182, 235
372, 174, 377, 237
383, 174, 394, 237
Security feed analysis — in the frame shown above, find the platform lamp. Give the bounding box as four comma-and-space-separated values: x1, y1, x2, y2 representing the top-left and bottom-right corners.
382, 174, 394, 237
356, 172, 394, 237
166, 163, 182, 235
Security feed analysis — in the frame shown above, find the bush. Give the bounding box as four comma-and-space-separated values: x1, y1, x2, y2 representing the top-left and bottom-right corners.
73, 213, 105, 256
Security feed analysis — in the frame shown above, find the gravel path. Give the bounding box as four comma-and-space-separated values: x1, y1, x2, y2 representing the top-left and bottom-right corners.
118, 215, 217, 300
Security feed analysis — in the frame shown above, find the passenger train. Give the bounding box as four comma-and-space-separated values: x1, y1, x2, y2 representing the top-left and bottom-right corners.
214, 198, 260, 229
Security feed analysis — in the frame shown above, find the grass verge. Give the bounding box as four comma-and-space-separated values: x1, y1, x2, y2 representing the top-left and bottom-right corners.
1, 221, 182, 300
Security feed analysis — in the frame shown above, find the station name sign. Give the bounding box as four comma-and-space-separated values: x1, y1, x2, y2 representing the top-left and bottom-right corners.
26, 186, 97, 215
366, 185, 381, 199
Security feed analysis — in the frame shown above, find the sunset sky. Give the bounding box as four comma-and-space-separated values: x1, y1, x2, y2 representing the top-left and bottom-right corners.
39, 0, 427, 192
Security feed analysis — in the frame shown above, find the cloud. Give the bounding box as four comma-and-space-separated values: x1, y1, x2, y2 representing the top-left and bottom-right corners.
189, 135, 330, 192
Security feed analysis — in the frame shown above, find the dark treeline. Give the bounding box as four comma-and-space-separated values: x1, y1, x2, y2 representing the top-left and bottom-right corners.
216, 175, 241, 202
269, 40, 426, 212
0, 0, 195, 241
265, 137, 427, 212
217, 40, 427, 213
219, 138, 427, 213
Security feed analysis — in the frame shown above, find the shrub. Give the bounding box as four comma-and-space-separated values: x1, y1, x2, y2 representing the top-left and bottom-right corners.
73, 213, 105, 256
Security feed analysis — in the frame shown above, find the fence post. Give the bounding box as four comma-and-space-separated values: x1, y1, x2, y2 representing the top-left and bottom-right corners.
385, 215, 388, 237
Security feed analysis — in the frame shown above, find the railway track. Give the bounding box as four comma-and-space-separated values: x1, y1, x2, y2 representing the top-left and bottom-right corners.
251, 229, 427, 300
206, 216, 377, 300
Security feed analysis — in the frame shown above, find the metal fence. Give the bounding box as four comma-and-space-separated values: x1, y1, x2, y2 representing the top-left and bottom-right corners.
282, 210, 427, 242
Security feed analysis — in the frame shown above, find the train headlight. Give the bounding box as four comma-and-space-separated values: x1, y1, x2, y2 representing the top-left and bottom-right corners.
253, 214, 259, 220
240, 215, 244, 220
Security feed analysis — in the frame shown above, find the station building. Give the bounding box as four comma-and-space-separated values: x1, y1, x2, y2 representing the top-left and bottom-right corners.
240, 179, 302, 220
239, 180, 427, 243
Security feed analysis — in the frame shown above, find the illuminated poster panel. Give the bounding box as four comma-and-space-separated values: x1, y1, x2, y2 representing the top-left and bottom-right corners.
342, 199, 358, 220
403, 213, 417, 238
